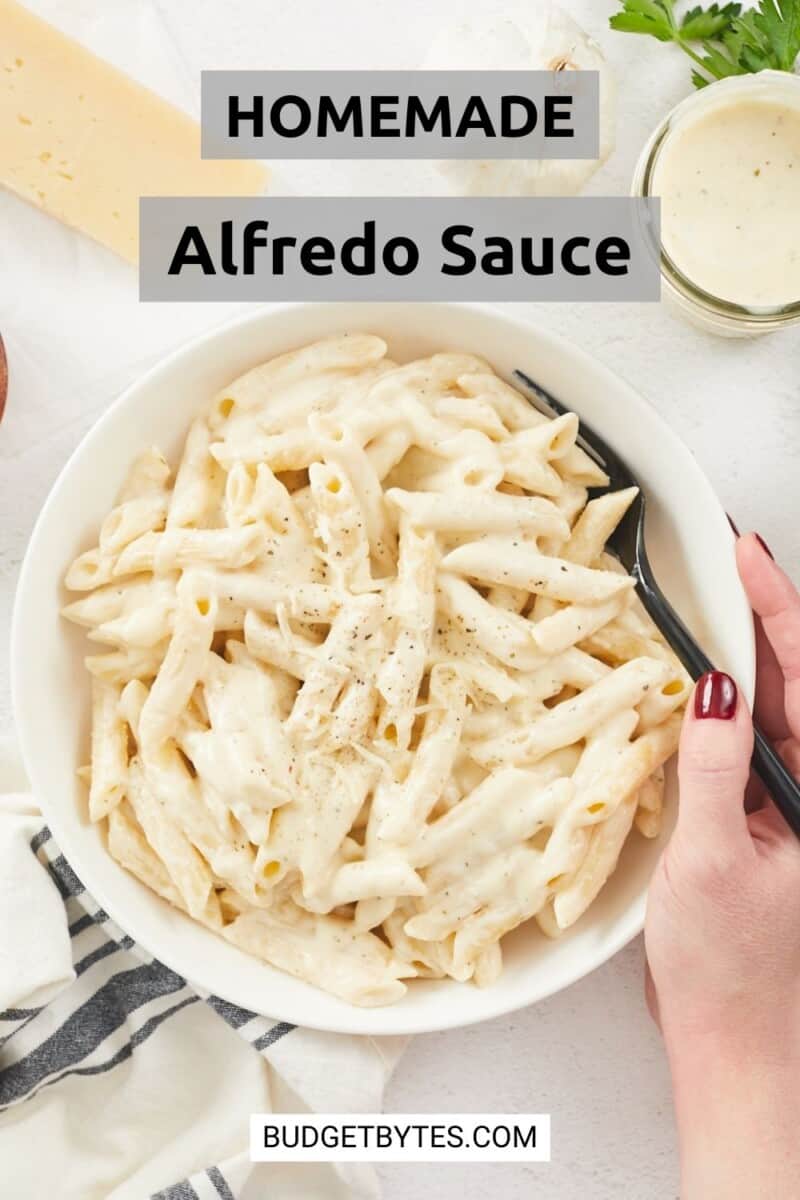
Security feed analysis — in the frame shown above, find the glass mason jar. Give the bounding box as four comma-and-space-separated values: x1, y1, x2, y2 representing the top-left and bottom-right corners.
632, 71, 800, 337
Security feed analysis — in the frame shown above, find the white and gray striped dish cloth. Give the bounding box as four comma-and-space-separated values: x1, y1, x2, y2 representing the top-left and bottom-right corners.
0, 748, 404, 1200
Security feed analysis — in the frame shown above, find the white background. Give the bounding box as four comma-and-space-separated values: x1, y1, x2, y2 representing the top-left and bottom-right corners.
1, 1, 798, 1198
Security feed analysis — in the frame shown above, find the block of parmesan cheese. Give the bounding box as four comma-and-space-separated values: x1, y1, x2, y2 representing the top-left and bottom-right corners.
0, 0, 267, 263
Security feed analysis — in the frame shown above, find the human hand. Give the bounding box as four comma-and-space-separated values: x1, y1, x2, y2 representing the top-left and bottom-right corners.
644, 532, 800, 1199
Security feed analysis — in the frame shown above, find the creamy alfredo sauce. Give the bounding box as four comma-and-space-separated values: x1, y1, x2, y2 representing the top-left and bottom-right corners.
653, 94, 800, 310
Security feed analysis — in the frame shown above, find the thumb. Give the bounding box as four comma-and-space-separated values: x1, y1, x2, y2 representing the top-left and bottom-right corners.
677, 671, 753, 849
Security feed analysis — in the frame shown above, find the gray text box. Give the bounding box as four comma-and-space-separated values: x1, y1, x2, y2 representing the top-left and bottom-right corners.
140, 196, 660, 303
201, 71, 599, 159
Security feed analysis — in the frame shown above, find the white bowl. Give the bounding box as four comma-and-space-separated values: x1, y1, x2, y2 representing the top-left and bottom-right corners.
11, 303, 755, 1035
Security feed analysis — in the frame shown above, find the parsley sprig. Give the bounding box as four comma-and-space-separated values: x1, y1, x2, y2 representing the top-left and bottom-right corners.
610, 0, 800, 87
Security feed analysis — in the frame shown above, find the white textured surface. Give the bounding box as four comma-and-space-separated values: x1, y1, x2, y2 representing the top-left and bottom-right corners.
1, 1, 798, 1197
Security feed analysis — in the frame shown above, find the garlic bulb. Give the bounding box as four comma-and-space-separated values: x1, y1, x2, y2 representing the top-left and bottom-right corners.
421, 0, 616, 197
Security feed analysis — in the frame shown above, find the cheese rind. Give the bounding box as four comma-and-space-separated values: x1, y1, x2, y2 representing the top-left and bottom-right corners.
0, 0, 267, 263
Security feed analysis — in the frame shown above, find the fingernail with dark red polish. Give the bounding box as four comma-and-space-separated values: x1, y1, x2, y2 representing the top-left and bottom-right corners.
695, 672, 738, 720
755, 533, 774, 560
727, 514, 740, 537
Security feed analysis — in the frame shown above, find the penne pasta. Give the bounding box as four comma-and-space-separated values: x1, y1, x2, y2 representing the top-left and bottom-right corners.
473, 657, 673, 768
386, 488, 570, 538
64, 338, 688, 1007
168, 418, 223, 529
442, 539, 634, 604
375, 519, 437, 747
137, 573, 217, 754
87, 677, 128, 821
113, 526, 263, 577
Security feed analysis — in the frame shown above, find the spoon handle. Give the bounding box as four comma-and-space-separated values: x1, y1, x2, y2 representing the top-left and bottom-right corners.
752, 730, 800, 837
636, 550, 800, 839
